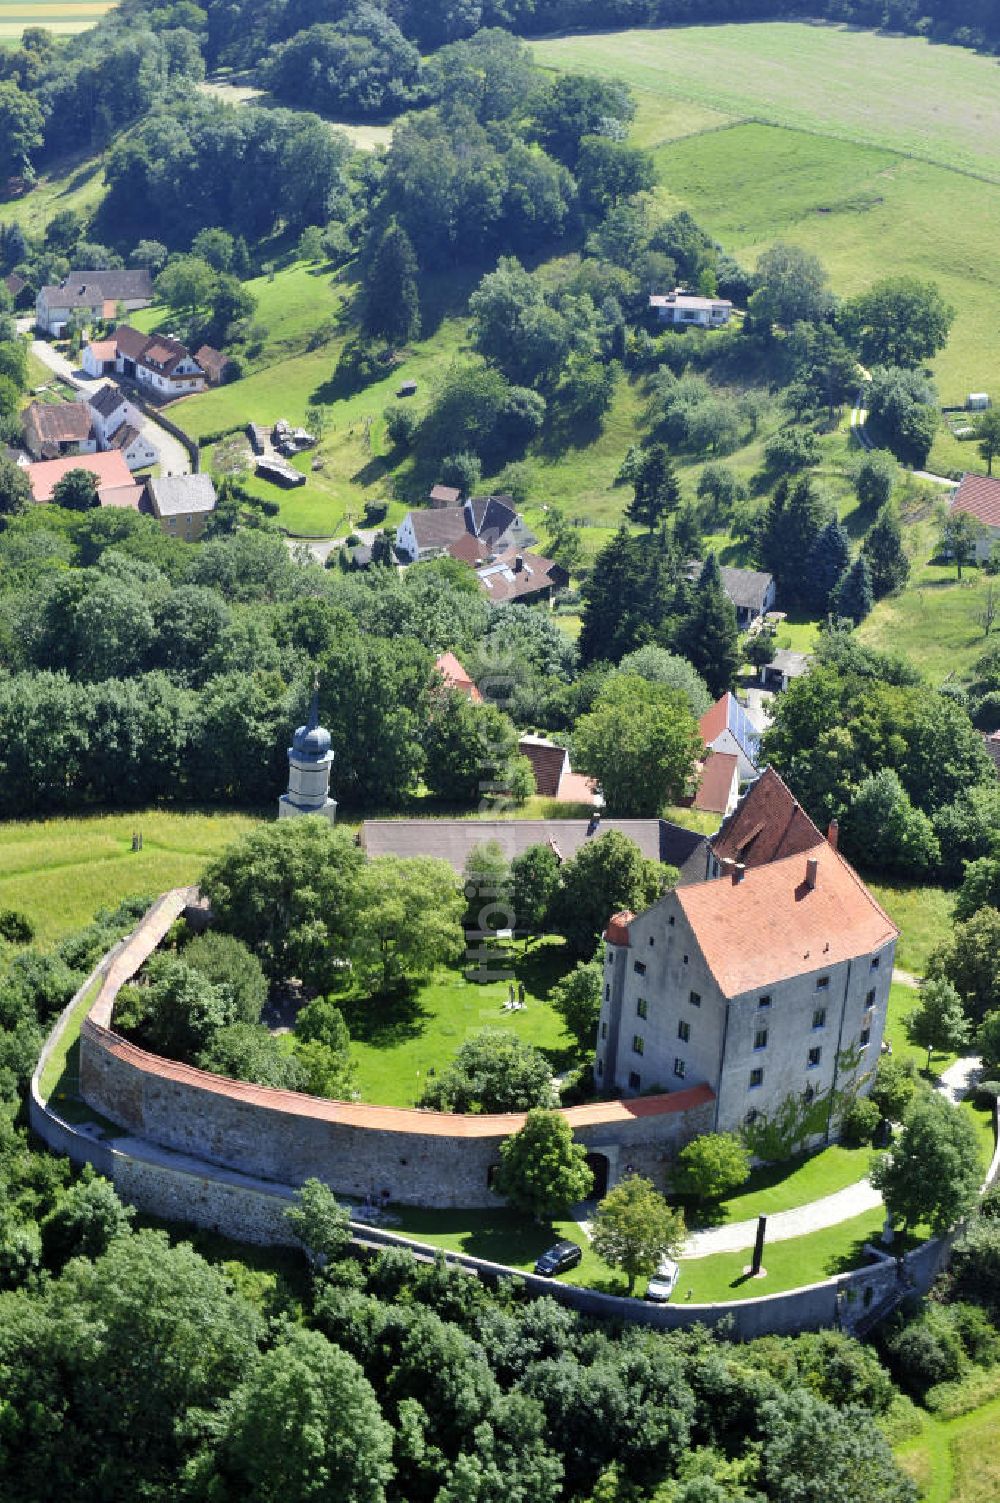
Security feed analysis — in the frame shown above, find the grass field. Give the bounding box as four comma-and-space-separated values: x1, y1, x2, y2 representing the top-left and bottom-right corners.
868, 881, 954, 978
0, 0, 112, 41
0, 809, 261, 943
344, 940, 579, 1108
897, 1394, 1000, 1502
858, 559, 998, 683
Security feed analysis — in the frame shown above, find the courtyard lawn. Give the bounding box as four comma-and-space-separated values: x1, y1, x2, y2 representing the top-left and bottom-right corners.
701, 1143, 872, 1228
868, 880, 954, 978
345, 940, 580, 1109
882, 980, 959, 1078
0, 809, 261, 944
896, 1395, 1000, 1503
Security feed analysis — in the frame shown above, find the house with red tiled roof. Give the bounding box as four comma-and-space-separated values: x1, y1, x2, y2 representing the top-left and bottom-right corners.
433, 652, 482, 703
698, 692, 760, 781
950, 472, 1000, 561
518, 734, 600, 806
707, 764, 827, 879
27, 449, 141, 509
81, 325, 207, 399
22, 399, 97, 461
691, 751, 739, 817
598, 832, 896, 1140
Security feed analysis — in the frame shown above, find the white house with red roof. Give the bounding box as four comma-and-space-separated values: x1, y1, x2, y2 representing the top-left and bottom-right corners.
950, 472, 1000, 561
598, 784, 896, 1141
82, 326, 207, 398
698, 692, 760, 782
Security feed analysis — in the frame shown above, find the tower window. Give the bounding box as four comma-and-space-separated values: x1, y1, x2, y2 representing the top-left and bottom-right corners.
632, 1035, 645, 1056
600, 1021, 608, 1040
812, 1007, 826, 1030
605, 984, 610, 1001
633, 960, 646, 976
754, 1028, 768, 1051
860, 1027, 871, 1048
749, 1068, 764, 1089
649, 935, 655, 946
689, 991, 701, 1008
597, 1058, 604, 1076
673, 1058, 686, 1079
866, 988, 877, 1008
628, 1071, 641, 1090
636, 998, 648, 1019
807, 1046, 822, 1069
816, 976, 830, 992
870, 955, 880, 971
678, 1020, 690, 1043
758, 994, 772, 1010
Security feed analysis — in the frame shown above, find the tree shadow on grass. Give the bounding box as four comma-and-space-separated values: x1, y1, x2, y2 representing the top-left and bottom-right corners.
514, 942, 575, 997
340, 986, 431, 1048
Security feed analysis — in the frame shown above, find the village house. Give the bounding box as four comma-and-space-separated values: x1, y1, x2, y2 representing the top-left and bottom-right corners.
144, 474, 217, 540
193, 344, 232, 386
82, 326, 207, 397
596, 784, 895, 1139
686, 561, 776, 628
35, 270, 153, 337
27, 449, 143, 511
4, 272, 33, 310
518, 734, 599, 805
690, 751, 740, 818
396, 496, 534, 563
475, 547, 568, 605
650, 289, 733, 327
949, 472, 1000, 562
433, 651, 482, 702
22, 399, 97, 461
87, 384, 158, 471
698, 692, 760, 782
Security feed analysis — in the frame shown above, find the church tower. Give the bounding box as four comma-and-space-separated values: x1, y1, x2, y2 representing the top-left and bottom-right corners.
278, 679, 337, 825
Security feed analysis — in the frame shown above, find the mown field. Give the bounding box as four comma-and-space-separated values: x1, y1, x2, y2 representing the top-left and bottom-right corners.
0, 0, 112, 42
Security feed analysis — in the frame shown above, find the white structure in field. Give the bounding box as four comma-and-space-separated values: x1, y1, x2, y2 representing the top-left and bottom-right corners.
278, 683, 337, 824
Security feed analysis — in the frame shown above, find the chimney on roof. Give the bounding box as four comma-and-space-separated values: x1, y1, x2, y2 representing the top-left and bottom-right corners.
827, 818, 839, 851
514, 554, 524, 573
806, 856, 819, 890
732, 863, 745, 885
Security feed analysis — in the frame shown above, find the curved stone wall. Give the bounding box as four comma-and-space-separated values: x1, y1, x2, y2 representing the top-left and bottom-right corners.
78, 891, 716, 1209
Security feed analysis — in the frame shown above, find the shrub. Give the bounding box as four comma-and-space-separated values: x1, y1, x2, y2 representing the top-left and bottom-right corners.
883, 1312, 965, 1398
183, 930, 268, 1025
840, 1095, 880, 1146
0, 909, 34, 945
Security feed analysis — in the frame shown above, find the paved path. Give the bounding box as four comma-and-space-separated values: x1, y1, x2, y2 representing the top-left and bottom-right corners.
893, 966, 922, 989
936, 1054, 983, 1107
29, 337, 192, 476
680, 1177, 884, 1258
851, 383, 959, 488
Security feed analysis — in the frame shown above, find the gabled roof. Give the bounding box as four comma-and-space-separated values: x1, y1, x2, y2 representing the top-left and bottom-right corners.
676, 841, 897, 997
109, 423, 144, 452
719, 565, 774, 612
710, 765, 824, 870
429, 483, 461, 506
951, 472, 1000, 530
692, 752, 739, 814
434, 651, 482, 702
86, 339, 118, 365
360, 818, 689, 872
41, 269, 152, 308
89, 383, 128, 419
519, 735, 569, 797
466, 494, 517, 545
476, 547, 566, 603
114, 325, 201, 378
27, 449, 133, 503
446, 532, 490, 565
408, 506, 469, 550
146, 474, 217, 517
194, 344, 229, 380
23, 399, 93, 447
698, 692, 760, 763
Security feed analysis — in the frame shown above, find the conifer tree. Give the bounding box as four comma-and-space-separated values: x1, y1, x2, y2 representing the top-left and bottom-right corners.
626, 444, 680, 531
758, 474, 832, 608
363, 219, 421, 345
676, 552, 739, 697
807, 518, 851, 612
830, 555, 874, 624
579, 527, 677, 665
862, 504, 910, 599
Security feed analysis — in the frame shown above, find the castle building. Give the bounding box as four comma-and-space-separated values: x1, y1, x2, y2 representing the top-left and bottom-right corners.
597, 775, 898, 1144
278, 685, 337, 825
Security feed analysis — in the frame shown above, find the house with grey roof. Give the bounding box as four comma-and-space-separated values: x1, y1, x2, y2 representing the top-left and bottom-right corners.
36, 270, 153, 336
759, 649, 811, 693
144, 473, 217, 540
396, 496, 534, 564
688, 561, 776, 628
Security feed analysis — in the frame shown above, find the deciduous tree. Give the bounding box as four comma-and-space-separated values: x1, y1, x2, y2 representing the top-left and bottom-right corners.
672, 1132, 751, 1204
904, 976, 970, 1072
547, 828, 667, 956
870, 1090, 981, 1235
495, 1108, 593, 1219
589, 1175, 685, 1294
572, 676, 702, 816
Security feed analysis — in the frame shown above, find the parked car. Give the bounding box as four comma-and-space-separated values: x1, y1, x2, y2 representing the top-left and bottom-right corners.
644, 1257, 680, 1303
534, 1240, 582, 1277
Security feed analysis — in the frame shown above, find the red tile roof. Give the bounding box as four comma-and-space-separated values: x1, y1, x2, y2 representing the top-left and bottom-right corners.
604, 911, 634, 946
711, 765, 824, 870
28, 449, 134, 503
557, 769, 600, 805
23, 399, 93, 447
519, 736, 568, 797
434, 651, 482, 702
951, 472, 1000, 530
430, 483, 462, 506
692, 751, 739, 814
446, 532, 490, 565
677, 842, 897, 997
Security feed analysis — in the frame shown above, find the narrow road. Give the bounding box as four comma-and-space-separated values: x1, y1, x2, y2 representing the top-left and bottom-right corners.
28, 336, 192, 476
851, 382, 960, 489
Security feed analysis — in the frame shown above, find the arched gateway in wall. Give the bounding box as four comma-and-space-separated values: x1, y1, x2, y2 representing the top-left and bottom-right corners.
77, 890, 716, 1212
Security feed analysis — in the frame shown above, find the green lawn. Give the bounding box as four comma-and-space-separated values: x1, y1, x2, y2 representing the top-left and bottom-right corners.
700, 1143, 871, 1229
0, 809, 261, 943
858, 560, 997, 684
868, 881, 954, 978
897, 1394, 1000, 1503
345, 940, 579, 1108
37, 973, 101, 1102
532, 22, 1000, 179
0, 150, 106, 234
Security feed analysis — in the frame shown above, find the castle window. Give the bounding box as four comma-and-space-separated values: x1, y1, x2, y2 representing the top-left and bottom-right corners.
754, 1028, 768, 1051
859, 1027, 871, 1048
683, 954, 689, 965
673, 1058, 686, 1079
689, 990, 701, 1008
649, 935, 655, 946
606, 949, 613, 964
636, 998, 648, 1020
870, 955, 880, 970
678, 1020, 690, 1043
668, 915, 675, 926
600, 1021, 608, 1040
749, 1068, 764, 1089
758, 994, 772, 1010
745, 1108, 759, 1126
866, 988, 877, 1008
629, 1071, 641, 1090
633, 960, 646, 976
816, 976, 830, 992
812, 1007, 826, 1030
632, 1035, 645, 1056
803, 1084, 815, 1104
597, 1058, 604, 1076
605, 984, 610, 1001
807, 1046, 822, 1069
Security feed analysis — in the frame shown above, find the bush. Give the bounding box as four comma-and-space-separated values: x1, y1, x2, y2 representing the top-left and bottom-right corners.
763, 427, 820, 474
384, 404, 418, 449
363, 500, 388, 526
0, 909, 34, 945
840, 1095, 880, 1146
883, 1311, 965, 1398
183, 930, 268, 1025
871, 1055, 919, 1120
